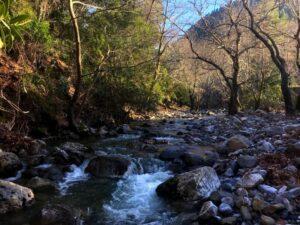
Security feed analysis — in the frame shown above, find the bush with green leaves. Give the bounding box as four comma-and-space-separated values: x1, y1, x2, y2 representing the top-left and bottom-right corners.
0, 0, 30, 50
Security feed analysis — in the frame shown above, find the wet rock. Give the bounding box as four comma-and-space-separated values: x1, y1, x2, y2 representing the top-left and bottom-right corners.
237, 155, 257, 168
226, 135, 252, 151
219, 203, 233, 215
156, 167, 220, 201
0, 151, 22, 177
27, 177, 57, 192
53, 142, 89, 165
23, 165, 64, 181
159, 146, 185, 161
260, 215, 276, 225
238, 173, 264, 188
117, 124, 132, 134
198, 201, 218, 220
36, 204, 80, 225
0, 180, 34, 214
85, 155, 131, 178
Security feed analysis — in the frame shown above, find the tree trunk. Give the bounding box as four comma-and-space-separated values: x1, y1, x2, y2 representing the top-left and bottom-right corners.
280, 69, 295, 115
68, 0, 83, 130
228, 77, 239, 115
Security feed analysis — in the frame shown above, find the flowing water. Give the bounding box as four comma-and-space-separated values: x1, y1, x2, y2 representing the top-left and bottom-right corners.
0, 121, 189, 225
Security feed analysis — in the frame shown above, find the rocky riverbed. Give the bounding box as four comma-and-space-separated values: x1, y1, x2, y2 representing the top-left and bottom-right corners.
0, 110, 299, 225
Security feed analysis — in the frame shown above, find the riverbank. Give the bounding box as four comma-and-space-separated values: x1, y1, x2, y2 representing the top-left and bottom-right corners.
0, 110, 299, 225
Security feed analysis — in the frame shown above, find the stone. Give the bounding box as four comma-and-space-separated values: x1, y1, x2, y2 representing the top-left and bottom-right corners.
239, 173, 264, 188
0, 151, 22, 177
263, 203, 285, 215
237, 155, 257, 168
287, 187, 300, 198
226, 135, 252, 151
258, 184, 277, 195
181, 150, 219, 167
221, 216, 238, 225
260, 215, 276, 225
221, 197, 234, 207
156, 167, 220, 201
219, 203, 233, 215
258, 141, 275, 152
0, 180, 34, 214
252, 197, 269, 212
27, 177, 57, 192
235, 196, 251, 208
284, 124, 300, 135
85, 155, 132, 178
53, 142, 89, 165
159, 146, 185, 161
240, 206, 252, 220
36, 204, 80, 225
198, 201, 218, 220
287, 141, 300, 156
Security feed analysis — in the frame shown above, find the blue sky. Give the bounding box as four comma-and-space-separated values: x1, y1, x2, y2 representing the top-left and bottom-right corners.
164, 0, 225, 30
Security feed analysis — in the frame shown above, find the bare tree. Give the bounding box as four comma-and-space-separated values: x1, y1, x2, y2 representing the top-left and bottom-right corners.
241, 0, 295, 115
171, 0, 256, 114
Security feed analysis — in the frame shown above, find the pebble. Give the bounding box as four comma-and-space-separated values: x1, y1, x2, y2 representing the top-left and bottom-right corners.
258, 184, 277, 195
260, 215, 276, 225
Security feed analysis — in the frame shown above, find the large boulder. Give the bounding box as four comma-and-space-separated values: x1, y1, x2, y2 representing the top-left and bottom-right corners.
0, 180, 34, 214
156, 167, 220, 201
35, 204, 80, 225
226, 135, 252, 151
85, 155, 132, 178
0, 151, 22, 177
53, 142, 89, 165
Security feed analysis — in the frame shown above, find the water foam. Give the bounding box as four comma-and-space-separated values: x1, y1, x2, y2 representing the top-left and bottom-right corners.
103, 168, 172, 224
59, 159, 90, 195
5, 163, 26, 182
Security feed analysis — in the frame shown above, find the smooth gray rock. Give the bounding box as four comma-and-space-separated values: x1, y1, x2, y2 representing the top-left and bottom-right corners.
0, 180, 34, 214
237, 155, 257, 168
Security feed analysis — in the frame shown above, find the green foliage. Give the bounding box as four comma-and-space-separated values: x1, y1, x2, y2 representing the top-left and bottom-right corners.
28, 20, 53, 49
0, 0, 30, 49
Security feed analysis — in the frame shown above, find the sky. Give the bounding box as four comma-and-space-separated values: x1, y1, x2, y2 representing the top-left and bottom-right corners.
164, 0, 225, 30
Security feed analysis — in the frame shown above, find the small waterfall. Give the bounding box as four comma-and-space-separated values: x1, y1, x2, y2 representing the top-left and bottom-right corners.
5, 163, 26, 182
59, 159, 91, 195
103, 159, 173, 224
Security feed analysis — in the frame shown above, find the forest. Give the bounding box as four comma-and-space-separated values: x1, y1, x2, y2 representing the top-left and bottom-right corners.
0, 0, 299, 225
